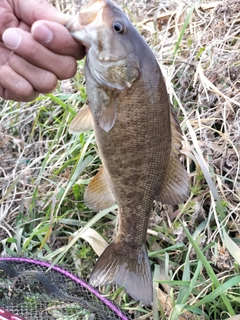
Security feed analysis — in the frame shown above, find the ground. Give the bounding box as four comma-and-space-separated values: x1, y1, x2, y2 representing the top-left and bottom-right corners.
0, 0, 240, 319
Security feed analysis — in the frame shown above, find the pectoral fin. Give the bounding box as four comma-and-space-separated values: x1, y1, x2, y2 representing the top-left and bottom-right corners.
94, 90, 116, 132
84, 166, 116, 210
157, 106, 189, 204
84, 62, 117, 132
98, 101, 116, 132
69, 105, 94, 134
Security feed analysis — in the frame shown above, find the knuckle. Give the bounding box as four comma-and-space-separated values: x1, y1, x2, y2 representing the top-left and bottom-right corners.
26, 42, 40, 60
58, 58, 77, 80
15, 82, 35, 101
0, 65, 36, 101
37, 72, 58, 93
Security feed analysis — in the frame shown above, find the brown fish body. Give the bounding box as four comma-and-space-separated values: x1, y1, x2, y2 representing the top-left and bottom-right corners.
68, 0, 189, 304
95, 68, 171, 244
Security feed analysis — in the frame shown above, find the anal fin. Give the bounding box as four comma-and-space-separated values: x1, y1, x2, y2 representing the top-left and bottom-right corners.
84, 166, 116, 210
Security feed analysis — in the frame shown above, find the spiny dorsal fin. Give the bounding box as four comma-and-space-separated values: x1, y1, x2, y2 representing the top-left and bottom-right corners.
157, 106, 189, 204
69, 104, 94, 134
84, 166, 116, 210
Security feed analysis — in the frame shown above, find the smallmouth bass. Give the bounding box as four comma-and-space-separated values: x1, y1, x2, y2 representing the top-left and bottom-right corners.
67, 0, 189, 305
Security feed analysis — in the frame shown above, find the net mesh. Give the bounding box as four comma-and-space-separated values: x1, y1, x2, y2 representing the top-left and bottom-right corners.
0, 257, 129, 320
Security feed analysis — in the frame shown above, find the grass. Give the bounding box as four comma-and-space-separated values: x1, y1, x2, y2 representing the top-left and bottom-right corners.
0, 0, 240, 319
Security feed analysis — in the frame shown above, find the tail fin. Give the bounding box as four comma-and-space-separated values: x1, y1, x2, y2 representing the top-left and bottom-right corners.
90, 242, 152, 305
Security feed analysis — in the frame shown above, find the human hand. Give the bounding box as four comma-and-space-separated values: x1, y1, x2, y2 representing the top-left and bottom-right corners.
0, 0, 85, 101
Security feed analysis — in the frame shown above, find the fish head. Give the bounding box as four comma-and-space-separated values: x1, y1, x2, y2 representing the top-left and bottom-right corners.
67, 0, 141, 90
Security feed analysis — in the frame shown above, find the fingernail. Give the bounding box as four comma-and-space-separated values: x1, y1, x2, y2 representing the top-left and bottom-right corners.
2, 29, 22, 50
32, 22, 53, 44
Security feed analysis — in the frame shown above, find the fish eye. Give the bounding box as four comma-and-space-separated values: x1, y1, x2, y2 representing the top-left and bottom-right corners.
112, 21, 126, 34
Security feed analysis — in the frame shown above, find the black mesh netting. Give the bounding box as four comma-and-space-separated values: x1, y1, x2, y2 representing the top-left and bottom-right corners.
0, 257, 129, 320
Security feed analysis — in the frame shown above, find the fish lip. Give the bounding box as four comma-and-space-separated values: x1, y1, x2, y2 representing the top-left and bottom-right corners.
65, 17, 75, 32
80, 0, 107, 14
66, 18, 92, 50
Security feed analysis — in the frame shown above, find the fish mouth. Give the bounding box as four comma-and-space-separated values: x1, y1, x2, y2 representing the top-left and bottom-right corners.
66, 0, 106, 49
67, 0, 106, 27
66, 18, 91, 50
79, 0, 107, 20
66, 18, 127, 62
67, 0, 129, 63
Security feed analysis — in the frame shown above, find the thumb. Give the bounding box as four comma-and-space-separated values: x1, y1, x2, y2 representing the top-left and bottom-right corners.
31, 20, 85, 59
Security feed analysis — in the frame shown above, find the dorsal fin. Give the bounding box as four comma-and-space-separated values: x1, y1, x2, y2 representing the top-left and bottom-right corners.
156, 106, 189, 204
69, 105, 94, 134
84, 166, 116, 210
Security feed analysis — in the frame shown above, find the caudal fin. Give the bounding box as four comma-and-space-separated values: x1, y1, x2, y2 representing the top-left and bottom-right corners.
90, 242, 152, 305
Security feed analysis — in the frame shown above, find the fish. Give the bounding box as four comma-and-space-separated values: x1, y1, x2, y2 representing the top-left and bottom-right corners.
67, 0, 189, 305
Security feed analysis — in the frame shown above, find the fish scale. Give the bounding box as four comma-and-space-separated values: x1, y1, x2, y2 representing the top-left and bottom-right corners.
67, 0, 189, 304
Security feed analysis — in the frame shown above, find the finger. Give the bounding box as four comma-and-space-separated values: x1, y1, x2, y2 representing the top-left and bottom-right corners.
0, 7, 30, 34
0, 43, 11, 65
32, 20, 85, 60
8, 53, 58, 93
12, 0, 70, 26
0, 64, 39, 101
2, 28, 77, 80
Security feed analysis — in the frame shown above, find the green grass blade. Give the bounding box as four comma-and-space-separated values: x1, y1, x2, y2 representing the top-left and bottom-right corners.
153, 264, 160, 320
173, 5, 195, 57
188, 275, 240, 310
181, 222, 235, 315
48, 204, 118, 266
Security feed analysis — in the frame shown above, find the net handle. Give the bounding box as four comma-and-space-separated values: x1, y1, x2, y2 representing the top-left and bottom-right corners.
0, 307, 25, 320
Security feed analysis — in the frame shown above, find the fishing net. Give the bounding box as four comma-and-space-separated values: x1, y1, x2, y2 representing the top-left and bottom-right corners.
0, 257, 129, 320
